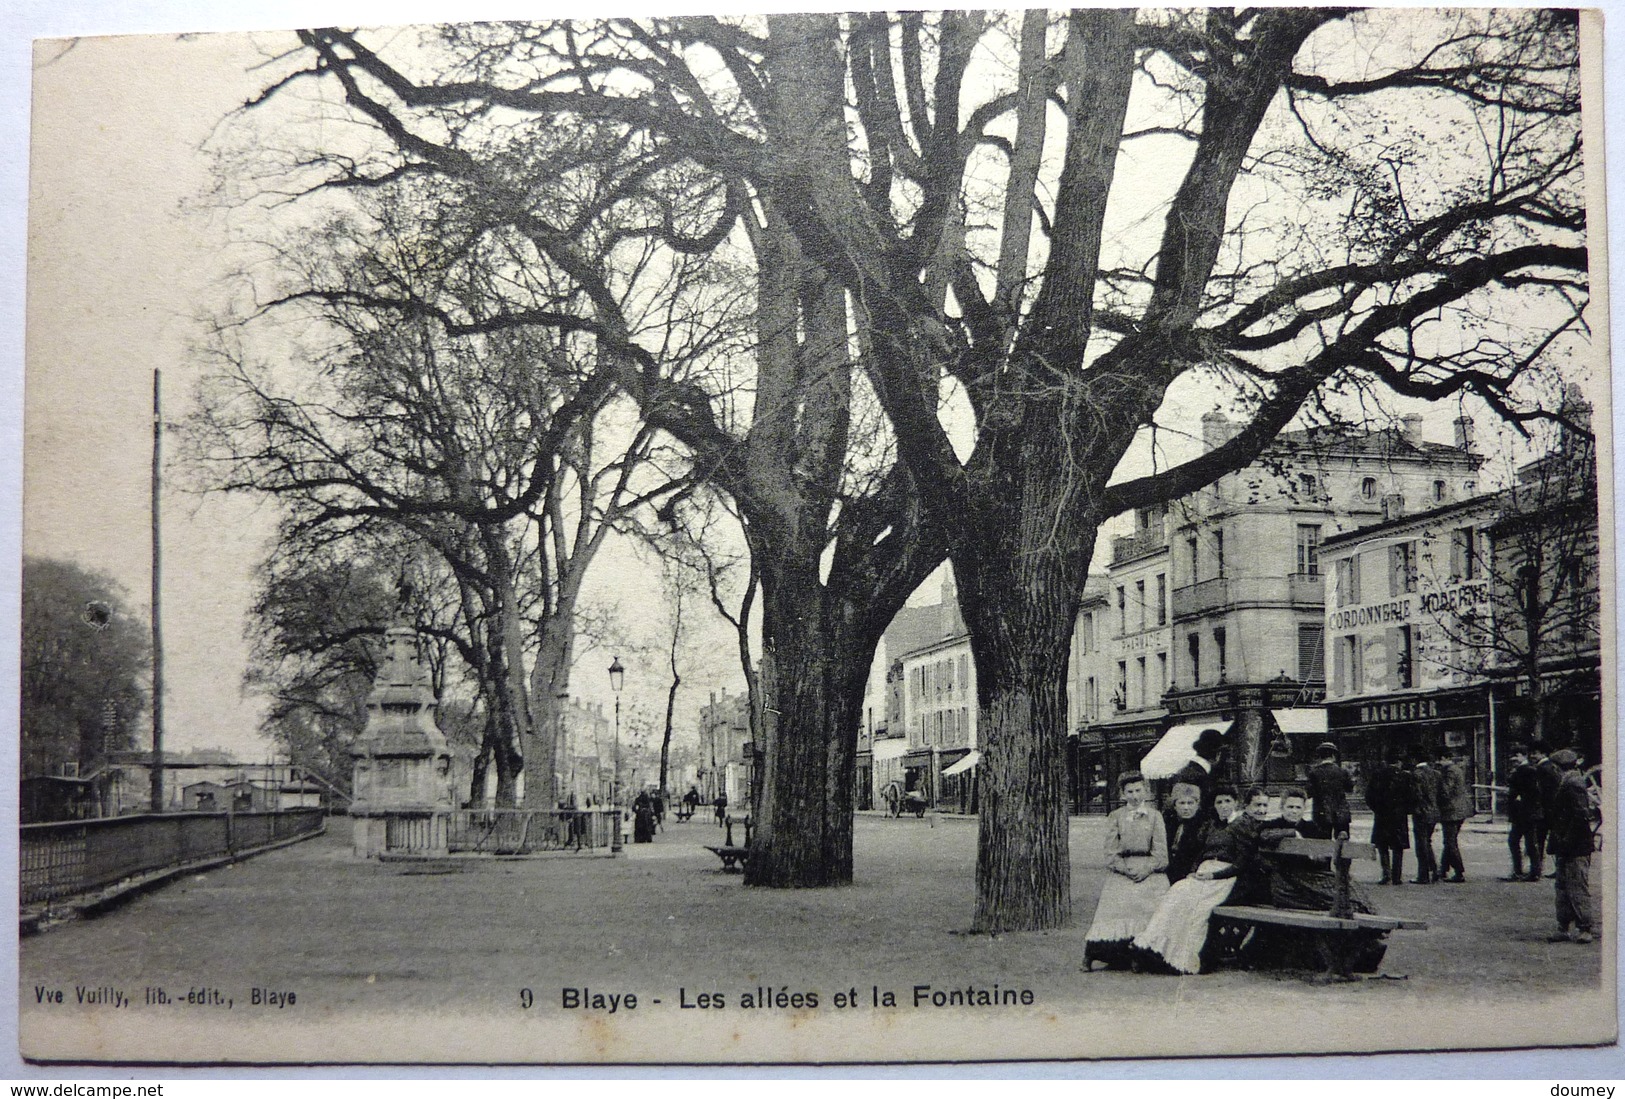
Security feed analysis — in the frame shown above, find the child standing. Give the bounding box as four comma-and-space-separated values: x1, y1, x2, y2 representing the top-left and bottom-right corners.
1082, 772, 1170, 971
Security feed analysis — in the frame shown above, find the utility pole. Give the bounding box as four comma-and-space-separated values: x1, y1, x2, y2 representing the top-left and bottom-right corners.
150, 368, 165, 813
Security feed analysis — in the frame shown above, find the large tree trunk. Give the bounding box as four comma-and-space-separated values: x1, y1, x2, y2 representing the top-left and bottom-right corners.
743, 558, 871, 887
958, 549, 1090, 932
953, 412, 1107, 932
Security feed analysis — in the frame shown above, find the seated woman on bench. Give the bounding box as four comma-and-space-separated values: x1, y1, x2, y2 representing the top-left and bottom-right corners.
1133, 787, 1287, 974
1261, 788, 1376, 915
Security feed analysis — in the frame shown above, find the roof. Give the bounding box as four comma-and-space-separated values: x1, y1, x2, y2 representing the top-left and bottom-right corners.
1320, 492, 1501, 549
1269, 425, 1479, 467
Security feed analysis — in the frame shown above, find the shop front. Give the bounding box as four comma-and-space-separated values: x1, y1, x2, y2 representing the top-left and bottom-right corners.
1160, 681, 1328, 792
1327, 685, 1492, 806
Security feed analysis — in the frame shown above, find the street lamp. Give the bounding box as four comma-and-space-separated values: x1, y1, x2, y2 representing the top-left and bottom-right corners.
608, 656, 624, 852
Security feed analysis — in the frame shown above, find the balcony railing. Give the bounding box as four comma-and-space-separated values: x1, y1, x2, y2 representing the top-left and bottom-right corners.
1111, 527, 1167, 565
1172, 573, 1326, 619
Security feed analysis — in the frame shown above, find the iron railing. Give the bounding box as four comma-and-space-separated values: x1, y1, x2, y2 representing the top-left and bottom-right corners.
20, 809, 326, 906
446, 809, 621, 855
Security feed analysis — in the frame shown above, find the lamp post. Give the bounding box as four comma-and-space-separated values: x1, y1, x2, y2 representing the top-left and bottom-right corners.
608, 656, 624, 852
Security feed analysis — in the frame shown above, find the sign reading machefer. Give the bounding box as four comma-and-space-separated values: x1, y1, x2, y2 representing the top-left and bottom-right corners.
19, 6, 1615, 1065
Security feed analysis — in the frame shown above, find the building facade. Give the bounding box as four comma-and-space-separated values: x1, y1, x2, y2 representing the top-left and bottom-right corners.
698, 688, 754, 807
1322, 401, 1602, 795
1069, 412, 1481, 803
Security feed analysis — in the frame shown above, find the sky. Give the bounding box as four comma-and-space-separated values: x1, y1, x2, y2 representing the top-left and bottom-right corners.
16, 19, 752, 761
7, 3, 1619, 772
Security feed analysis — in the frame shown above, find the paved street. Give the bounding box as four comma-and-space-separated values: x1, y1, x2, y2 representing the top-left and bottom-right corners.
20, 812, 1610, 1062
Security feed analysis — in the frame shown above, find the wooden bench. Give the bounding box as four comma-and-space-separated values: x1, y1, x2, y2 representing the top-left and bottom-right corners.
1210, 833, 1428, 978
704, 815, 753, 872
674, 807, 695, 822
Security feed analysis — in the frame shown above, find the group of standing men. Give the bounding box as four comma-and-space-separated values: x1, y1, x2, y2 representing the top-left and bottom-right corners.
1504, 744, 1600, 944
1365, 742, 1598, 943
1364, 750, 1475, 885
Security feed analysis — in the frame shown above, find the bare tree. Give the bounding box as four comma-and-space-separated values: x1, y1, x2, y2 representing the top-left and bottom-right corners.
1421, 400, 1599, 747
243, 11, 1586, 927
192, 185, 689, 807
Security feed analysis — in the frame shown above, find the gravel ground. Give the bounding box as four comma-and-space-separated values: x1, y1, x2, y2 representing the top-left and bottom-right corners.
19, 813, 1610, 1062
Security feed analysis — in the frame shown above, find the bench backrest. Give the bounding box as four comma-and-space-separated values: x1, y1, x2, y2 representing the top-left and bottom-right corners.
1275, 836, 1376, 861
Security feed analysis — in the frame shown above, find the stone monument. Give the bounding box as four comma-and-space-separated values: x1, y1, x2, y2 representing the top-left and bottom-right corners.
349, 618, 455, 857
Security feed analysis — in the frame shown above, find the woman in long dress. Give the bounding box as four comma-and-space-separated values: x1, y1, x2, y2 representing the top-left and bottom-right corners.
1132, 786, 1274, 975
1082, 772, 1169, 970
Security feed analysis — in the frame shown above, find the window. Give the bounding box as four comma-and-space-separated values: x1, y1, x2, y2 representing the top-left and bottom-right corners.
1135, 579, 1147, 632
1451, 527, 1480, 581
958, 654, 969, 696
1187, 633, 1202, 687
1187, 535, 1200, 582
1086, 676, 1098, 721
1296, 524, 1322, 576
1115, 662, 1128, 710
1393, 625, 1416, 689
1156, 652, 1168, 700
959, 707, 969, 740
1334, 634, 1362, 695
1214, 529, 1227, 578
1336, 555, 1361, 607
1156, 573, 1167, 626
1079, 613, 1093, 655
1214, 627, 1228, 682
1297, 624, 1324, 682
1390, 541, 1418, 595
1299, 473, 1318, 497
1361, 477, 1378, 500
1433, 479, 1447, 503
1117, 587, 1127, 635
1136, 656, 1147, 709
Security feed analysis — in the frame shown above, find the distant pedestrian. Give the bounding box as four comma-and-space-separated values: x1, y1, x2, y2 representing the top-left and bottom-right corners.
1410, 754, 1441, 883
1082, 772, 1169, 971
632, 790, 656, 844
683, 786, 701, 819
1533, 743, 1563, 877
652, 789, 667, 830
1305, 742, 1353, 840
1364, 757, 1411, 885
1437, 750, 1472, 882
1545, 749, 1597, 944
1503, 747, 1543, 882
713, 792, 728, 825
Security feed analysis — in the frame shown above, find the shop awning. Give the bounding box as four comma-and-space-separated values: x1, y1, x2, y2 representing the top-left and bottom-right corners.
941, 750, 981, 777
872, 738, 908, 761
1271, 708, 1327, 735
1140, 720, 1233, 780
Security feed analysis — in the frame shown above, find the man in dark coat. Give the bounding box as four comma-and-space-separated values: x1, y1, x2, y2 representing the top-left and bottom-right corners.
1503, 747, 1544, 882
1365, 757, 1412, 885
1533, 743, 1564, 877
1410, 754, 1442, 883
1166, 727, 1226, 820
1305, 741, 1354, 840
1545, 749, 1597, 943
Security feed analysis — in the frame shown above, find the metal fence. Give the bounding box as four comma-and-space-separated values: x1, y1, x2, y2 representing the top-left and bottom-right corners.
21, 809, 326, 906
446, 809, 620, 855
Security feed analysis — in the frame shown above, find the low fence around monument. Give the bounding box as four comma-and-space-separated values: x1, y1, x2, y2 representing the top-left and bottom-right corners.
21, 809, 326, 906
445, 809, 621, 855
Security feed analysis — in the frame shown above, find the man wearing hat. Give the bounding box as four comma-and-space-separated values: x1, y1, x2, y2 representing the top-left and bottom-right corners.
1545, 749, 1597, 943
1304, 741, 1353, 841
1166, 727, 1225, 821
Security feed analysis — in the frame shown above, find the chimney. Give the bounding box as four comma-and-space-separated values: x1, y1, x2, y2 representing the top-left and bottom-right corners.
1453, 415, 1475, 452
1401, 414, 1424, 447
1201, 411, 1234, 451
